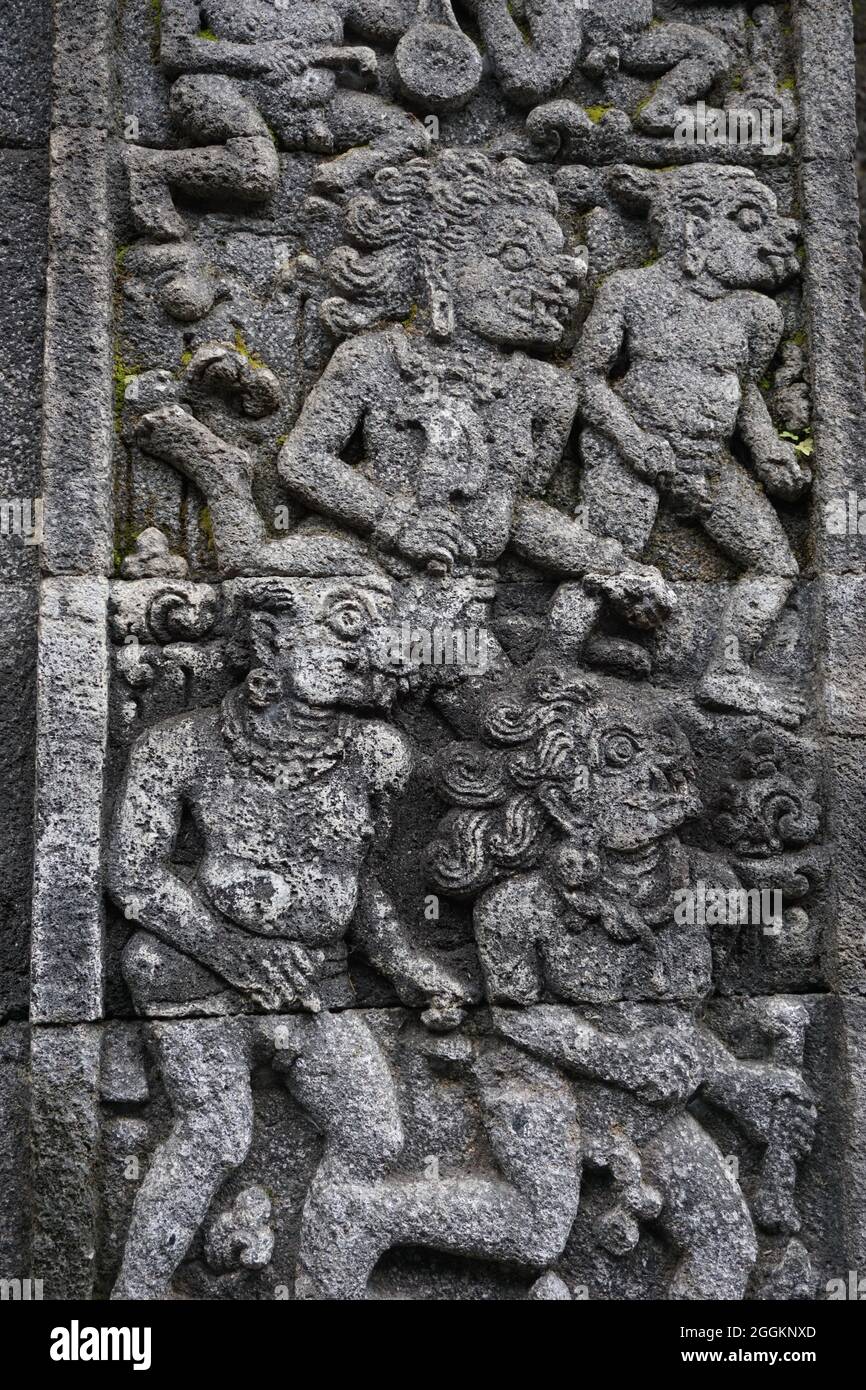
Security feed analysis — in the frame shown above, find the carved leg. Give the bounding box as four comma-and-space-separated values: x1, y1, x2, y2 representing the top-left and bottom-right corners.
135, 405, 269, 574
126, 76, 278, 240
282, 1012, 405, 1300
577, 429, 659, 557
291, 1030, 580, 1299
135, 404, 371, 576
575, 429, 661, 671
622, 23, 733, 135
697, 456, 803, 726
642, 1112, 758, 1300
112, 1019, 253, 1300
476, 0, 582, 107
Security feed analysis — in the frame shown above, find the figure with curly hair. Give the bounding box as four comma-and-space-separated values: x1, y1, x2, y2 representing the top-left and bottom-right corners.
274, 150, 673, 699
424, 647, 817, 1294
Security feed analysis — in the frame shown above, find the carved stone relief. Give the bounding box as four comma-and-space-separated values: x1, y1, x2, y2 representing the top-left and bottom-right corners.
15, 0, 866, 1304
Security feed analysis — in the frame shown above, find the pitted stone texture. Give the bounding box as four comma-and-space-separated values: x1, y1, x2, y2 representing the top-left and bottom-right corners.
26, 0, 866, 1304
0, 152, 48, 586
32, 579, 108, 1024
86, 997, 836, 1302
0, 585, 37, 1020
31, 1026, 101, 1299
0, 1025, 29, 1281
0, 0, 51, 146
41, 129, 113, 576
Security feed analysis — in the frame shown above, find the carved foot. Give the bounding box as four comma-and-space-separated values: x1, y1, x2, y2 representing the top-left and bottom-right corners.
526, 100, 632, 156
585, 635, 652, 678
126, 146, 187, 242
697, 668, 806, 729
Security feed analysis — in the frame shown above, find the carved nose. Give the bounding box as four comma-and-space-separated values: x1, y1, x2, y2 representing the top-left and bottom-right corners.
780, 217, 800, 246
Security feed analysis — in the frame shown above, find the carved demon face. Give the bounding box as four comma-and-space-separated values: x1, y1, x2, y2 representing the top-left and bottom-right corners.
655, 169, 800, 292
240, 577, 397, 710
525, 688, 701, 855
581, 702, 700, 853
452, 205, 585, 347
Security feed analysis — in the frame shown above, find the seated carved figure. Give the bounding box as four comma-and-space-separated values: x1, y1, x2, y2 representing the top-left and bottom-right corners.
273, 152, 673, 676
107, 574, 476, 1298
427, 667, 817, 1296
575, 163, 809, 727
127, 0, 429, 239
133, 151, 673, 712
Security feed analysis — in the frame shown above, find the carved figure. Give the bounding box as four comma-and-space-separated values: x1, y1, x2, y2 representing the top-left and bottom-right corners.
508, 2, 793, 151
108, 574, 475, 1297
575, 164, 809, 725
427, 668, 817, 1294
127, 0, 429, 239
274, 151, 673, 684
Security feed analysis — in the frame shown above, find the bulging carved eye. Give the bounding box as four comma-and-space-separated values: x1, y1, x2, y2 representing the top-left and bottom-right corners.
602, 732, 640, 768
499, 243, 531, 271
325, 600, 368, 640
734, 206, 764, 232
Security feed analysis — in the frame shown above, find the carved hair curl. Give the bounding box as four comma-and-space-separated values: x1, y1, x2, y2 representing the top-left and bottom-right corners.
320, 149, 560, 333
425, 673, 595, 896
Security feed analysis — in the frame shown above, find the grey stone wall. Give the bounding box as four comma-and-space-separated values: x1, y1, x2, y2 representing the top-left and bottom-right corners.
4, 0, 866, 1302
0, 0, 51, 1281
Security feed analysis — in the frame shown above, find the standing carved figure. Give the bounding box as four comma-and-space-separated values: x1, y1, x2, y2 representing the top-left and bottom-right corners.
575, 164, 809, 725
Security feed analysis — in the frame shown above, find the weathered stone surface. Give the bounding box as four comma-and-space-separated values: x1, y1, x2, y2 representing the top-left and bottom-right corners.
0, 0, 51, 147
30, 1025, 101, 1298
4, 0, 866, 1303
0, 1025, 30, 1280
0, 584, 37, 1020
31, 578, 108, 1024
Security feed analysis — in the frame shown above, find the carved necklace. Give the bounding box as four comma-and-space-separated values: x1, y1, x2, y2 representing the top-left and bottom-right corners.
392, 332, 512, 408
220, 687, 348, 787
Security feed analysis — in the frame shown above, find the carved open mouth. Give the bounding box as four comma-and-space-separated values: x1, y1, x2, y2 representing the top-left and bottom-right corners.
758, 249, 795, 279
508, 286, 572, 332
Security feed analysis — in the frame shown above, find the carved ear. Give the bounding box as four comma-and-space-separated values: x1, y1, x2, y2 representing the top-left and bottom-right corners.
609, 164, 661, 211
422, 251, 454, 340
247, 611, 282, 666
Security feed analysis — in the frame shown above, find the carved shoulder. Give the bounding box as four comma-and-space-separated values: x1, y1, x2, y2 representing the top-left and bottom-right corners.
349, 718, 412, 797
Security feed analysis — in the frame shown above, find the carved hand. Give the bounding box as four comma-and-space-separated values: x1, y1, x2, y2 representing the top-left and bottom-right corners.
219, 939, 324, 1013
401, 956, 476, 1031
734, 1066, 817, 1152
753, 444, 812, 501
611, 1028, 704, 1106
584, 562, 676, 630
628, 431, 678, 484
662, 464, 715, 521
